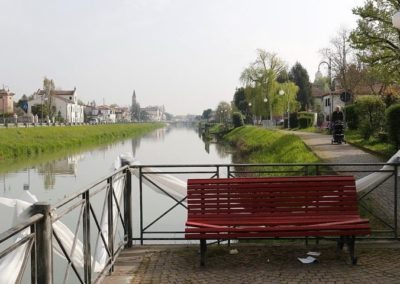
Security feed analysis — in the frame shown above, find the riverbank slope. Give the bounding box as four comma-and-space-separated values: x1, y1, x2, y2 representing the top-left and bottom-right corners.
223, 126, 319, 164
0, 123, 164, 162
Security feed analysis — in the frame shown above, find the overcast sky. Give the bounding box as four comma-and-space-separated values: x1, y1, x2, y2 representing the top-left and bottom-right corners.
0, 0, 364, 115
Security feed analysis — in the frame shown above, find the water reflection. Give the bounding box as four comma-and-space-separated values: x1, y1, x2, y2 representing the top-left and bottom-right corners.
215, 142, 232, 159
143, 127, 167, 141
131, 137, 141, 156
204, 140, 210, 154
37, 154, 84, 190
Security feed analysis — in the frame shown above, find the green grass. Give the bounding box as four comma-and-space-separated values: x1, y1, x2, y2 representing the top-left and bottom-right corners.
0, 123, 164, 162
224, 126, 319, 165
344, 130, 396, 159
209, 123, 225, 134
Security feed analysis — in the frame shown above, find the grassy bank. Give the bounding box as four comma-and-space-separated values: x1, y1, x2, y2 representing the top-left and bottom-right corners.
224, 126, 319, 164
344, 130, 396, 159
0, 123, 163, 161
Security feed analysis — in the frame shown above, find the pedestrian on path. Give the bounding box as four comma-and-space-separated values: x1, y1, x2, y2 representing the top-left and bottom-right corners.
332, 105, 344, 124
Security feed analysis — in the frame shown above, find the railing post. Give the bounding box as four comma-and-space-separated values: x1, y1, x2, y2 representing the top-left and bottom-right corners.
394, 164, 398, 239
34, 202, 53, 284
227, 166, 231, 178
216, 166, 220, 178
124, 168, 133, 248
82, 191, 91, 283
30, 224, 36, 284
107, 177, 114, 273
139, 167, 144, 245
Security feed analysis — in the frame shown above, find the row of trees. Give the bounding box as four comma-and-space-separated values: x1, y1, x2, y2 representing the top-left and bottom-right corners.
202, 50, 312, 127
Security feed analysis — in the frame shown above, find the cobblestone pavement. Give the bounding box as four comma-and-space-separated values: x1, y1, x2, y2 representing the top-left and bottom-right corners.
105, 242, 400, 284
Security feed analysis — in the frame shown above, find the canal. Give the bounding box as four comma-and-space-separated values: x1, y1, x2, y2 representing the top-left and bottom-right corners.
0, 124, 233, 223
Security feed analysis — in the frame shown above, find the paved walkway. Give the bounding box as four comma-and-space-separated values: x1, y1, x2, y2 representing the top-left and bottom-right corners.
285, 131, 384, 164
105, 242, 400, 284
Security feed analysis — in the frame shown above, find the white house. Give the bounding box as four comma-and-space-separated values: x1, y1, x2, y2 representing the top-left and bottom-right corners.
141, 105, 165, 121
115, 106, 131, 122
97, 105, 116, 123
28, 88, 84, 123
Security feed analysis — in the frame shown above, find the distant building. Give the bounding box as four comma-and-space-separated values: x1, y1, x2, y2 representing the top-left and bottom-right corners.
0, 89, 15, 114
132, 90, 137, 107
28, 88, 84, 123
97, 105, 116, 123
131, 90, 140, 121
130, 90, 166, 122
115, 106, 131, 122
141, 105, 165, 121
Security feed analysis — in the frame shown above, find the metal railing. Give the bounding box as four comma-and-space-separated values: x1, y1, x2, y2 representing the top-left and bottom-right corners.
0, 165, 132, 284
132, 162, 400, 243
0, 161, 399, 283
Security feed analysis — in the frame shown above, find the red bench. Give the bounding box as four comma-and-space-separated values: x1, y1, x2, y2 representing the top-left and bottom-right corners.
185, 176, 370, 266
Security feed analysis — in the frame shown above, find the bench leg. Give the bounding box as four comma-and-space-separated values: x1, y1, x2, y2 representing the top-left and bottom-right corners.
200, 240, 207, 266
345, 236, 357, 265
337, 236, 345, 252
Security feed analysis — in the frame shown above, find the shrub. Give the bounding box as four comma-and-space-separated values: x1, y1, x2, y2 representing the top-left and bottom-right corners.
344, 104, 358, 130
386, 104, 400, 150
359, 120, 375, 140
297, 111, 314, 129
232, 112, 244, 128
288, 112, 298, 128
298, 117, 312, 128
354, 96, 385, 139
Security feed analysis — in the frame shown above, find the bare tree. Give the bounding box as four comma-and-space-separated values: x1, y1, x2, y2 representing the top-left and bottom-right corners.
320, 28, 370, 100
320, 28, 354, 90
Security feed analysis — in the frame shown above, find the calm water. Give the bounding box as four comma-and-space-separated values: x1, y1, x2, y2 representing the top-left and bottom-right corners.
0, 125, 232, 204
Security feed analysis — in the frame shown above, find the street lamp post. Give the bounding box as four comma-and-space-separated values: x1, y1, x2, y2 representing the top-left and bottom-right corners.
2, 96, 4, 126
40, 94, 43, 125
224, 109, 228, 125
316, 58, 333, 123
279, 89, 290, 128
248, 102, 252, 124
263, 97, 268, 127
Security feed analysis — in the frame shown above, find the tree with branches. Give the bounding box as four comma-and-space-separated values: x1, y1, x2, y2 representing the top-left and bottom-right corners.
350, 0, 400, 85
240, 49, 286, 121
289, 62, 312, 110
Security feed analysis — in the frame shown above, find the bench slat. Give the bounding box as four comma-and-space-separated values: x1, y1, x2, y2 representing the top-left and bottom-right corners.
185, 229, 371, 239
187, 216, 366, 226
186, 224, 370, 234
188, 185, 356, 192
189, 198, 357, 205
188, 176, 355, 185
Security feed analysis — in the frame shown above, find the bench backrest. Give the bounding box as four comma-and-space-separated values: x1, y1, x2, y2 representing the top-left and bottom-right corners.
187, 176, 358, 219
